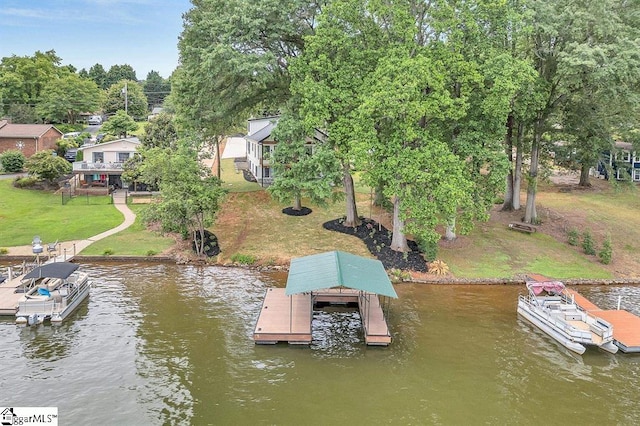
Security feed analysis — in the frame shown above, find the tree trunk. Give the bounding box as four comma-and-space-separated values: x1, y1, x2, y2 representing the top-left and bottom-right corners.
215, 135, 222, 179
524, 119, 542, 224
579, 163, 591, 187
513, 122, 524, 211
390, 195, 409, 252
343, 161, 361, 227
293, 194, 302, 210
502, 114, 515, 211
444, 216, 456, 241
373, 184, 385, 206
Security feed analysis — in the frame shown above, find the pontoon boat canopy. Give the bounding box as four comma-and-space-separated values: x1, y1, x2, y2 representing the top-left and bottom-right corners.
285, 251, 398, 298
23, 262, 79, 280
527, 281, 565, 295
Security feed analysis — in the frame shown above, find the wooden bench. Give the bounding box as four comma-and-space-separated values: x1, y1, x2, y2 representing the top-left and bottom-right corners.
508, 222, 537, 233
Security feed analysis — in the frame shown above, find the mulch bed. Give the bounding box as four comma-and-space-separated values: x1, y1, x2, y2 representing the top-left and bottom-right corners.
192, 229, 221, 257
282, 206, 312, 216
323, 217, 427, 272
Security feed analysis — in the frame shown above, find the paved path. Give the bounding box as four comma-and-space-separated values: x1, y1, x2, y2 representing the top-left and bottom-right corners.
3, 190, 136, 259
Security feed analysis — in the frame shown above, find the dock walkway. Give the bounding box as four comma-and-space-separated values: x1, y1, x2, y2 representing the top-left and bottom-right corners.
564, 288, 640, 353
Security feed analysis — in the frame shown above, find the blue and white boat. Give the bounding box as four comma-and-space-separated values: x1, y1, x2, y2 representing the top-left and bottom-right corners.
517, 280, 618, 354
15, 262, 90, 326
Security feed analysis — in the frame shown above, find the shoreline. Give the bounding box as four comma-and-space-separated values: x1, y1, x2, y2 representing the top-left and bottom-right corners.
2, 254, 639, 286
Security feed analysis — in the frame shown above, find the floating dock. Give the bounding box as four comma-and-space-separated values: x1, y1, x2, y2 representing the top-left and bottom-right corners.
253, 287, 392, 346
253, 288, 312, 344
564, 288, 640, 353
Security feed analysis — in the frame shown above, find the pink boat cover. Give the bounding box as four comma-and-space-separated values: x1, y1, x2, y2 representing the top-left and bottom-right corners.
527, 281, 565, 295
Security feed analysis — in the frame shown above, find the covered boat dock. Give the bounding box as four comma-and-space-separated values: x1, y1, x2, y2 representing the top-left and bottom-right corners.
253, 251, 398, 346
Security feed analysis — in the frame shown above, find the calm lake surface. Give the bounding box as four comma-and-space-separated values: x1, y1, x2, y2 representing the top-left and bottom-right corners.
1, 262, 639, 425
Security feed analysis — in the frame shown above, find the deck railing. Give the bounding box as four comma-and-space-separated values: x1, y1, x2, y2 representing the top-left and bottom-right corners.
72, 161, 124, 172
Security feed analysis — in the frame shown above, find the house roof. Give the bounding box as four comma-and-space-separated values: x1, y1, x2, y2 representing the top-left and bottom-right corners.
0, 122, 62, 139
246, 122, 275, 143
285, 251, 398, 298
615, 141, 634, 151
78, 137, 140, 151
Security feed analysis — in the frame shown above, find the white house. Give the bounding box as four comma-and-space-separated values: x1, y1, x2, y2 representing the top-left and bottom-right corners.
245, 116, 279, 186
244, 116, 325, 186
72, 137, 140, 189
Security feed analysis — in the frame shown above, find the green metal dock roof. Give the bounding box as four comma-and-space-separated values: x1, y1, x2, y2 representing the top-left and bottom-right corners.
285, 251, 398, 298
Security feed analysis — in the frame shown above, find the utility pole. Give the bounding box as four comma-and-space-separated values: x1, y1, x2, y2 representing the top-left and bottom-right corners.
124, 81, 128, 115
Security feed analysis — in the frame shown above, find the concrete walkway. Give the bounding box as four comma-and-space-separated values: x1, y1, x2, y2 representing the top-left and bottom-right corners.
3, 190, 136, 260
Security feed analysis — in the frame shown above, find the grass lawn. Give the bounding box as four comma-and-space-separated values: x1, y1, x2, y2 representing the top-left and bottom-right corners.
80, 205, 174, 256
0, 179, 122, 246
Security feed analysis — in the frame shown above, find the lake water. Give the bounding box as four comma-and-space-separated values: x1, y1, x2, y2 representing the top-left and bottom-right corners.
1, 262, 639, 425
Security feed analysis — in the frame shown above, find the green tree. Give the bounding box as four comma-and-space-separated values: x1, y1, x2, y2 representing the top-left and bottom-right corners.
101, 110, 138, 138
24, 150, 71, 184
289, 0, 384, 227
103, 80, 148, 119
268, 112, 342, 211
173, 0, 320, 179
143, 70, 170, 109
141, 143, 226, 256
36, 72, 103, 124
105, 64, 137, 87
0, 50, 64, 115
88, 63, 108, 89
142, 112, 179, 149
7, 104, 39, 124
520, 0, 640, 223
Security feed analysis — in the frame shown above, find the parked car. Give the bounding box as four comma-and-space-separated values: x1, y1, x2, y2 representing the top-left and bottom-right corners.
88, 115, 102, 125
64, 148, 78, 162
62, 132, 81, 139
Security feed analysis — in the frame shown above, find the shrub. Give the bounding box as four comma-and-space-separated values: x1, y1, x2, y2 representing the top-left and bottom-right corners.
146, 250, 157, 256
231, 253, 256, 265
567, 228, 580, 246
417, 237, 438, 262
0, 150, 26, 173
598, 235, 613, 265
0, 247, 8, 255
388, 268, 411, 282
13, 176, 38, 188
24, 150, 72, 183
103, 248, 114, 256
582, 231, 596, 255
428, 260, 450, 275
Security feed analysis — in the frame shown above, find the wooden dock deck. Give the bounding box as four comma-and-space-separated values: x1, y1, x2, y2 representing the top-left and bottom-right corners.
253, 288, 312, 344
564, 288, 640, 353
253, 288, 393, 346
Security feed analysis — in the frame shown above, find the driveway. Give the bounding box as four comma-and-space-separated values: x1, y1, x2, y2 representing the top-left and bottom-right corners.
0, 173, 26, 180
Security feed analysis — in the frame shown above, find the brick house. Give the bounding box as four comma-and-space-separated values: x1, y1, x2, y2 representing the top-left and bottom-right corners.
0, 120, 63, 157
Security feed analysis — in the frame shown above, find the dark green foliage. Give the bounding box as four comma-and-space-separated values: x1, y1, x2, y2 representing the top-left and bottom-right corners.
24, 150, 72, 183
0, 150, 26, 172
417, 237, 439, 262
582, 230, 596, 255
567, 228, 580, 246
598, 235, 613, 264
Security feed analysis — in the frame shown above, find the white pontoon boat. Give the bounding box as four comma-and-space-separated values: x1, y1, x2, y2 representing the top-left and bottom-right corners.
15, 262, 90, 326
517, 281, 618, 354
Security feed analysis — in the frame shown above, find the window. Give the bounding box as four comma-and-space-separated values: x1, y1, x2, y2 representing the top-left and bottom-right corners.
263, 145, 271, 156
634, 169, 640, 182
264, 167, 271, 178
93, 152, 104, 163
118, 152, 130, 163
622, 151, 631, 162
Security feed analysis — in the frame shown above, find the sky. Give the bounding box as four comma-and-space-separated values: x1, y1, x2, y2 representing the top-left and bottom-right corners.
0, 0, 192, 80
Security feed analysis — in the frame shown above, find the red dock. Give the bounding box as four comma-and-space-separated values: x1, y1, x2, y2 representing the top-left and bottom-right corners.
564, 287, 640, 353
